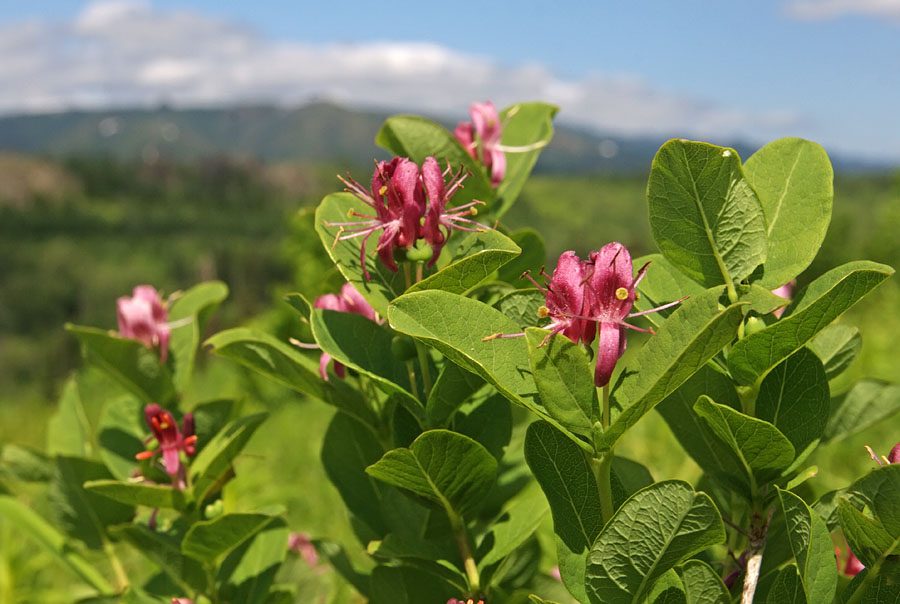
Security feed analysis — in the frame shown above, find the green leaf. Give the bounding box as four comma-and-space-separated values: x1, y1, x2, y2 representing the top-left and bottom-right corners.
848, 464, 900, 537
775, 489, 837, 604
168, 280, 228, 391
204, 327, 374, 425
756, 348, 830, 465
66, 324, 175, 405
0, 495, 115, 595
495, 288, 546, 329
646, 569, 686, 604
388, 290, 582, 448
369, 563, 462, 604
190, 413, 267, 503
585, 480, 725, 604
217, 516, 289, 604
693, 396, 795, 490
840, 568, 900, 604
728, 261, 894, 385
425, 360, 485, 427
837, 498, 898, 569
182, 513, 273, 563
110, 524, 206, 593
375, 114, 495, 211
283, 292, 312, 319
453, 393, 512, 461
808, 324, 862, 381
647, 140, 767, 288
744, 138, 833, 289
321, 411, 388, 537
824, 379, 900, 444
765, 565, 808, 604
46, 378, 88, 457
738, 283, 791, 315
407, 229, 521, 295
633, 254, 706, 319
1, 444, 52, 482
599, 287, 744, 452
494, 102, 558, 217
97, 395, 146, 481
526, 327, 598, 438
523, 421, 602, 604
312, 308, 421, 412
496, 228, 546, 284
656, 366, 746, 490
84, 480, 185, 510
47, 456, 134, 550
678, 559, 730, 604
478, 483, 549, 569
314, 192, 410, 317
366, 429, 497, 518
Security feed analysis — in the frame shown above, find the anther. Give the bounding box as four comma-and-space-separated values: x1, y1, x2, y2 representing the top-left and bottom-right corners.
537, 305, 550, 319
615, 287, 629, 300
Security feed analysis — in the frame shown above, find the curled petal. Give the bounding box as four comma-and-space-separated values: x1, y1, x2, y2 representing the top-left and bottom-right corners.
587, 242, 636, 322
454, 123, 476, 158
318, 352, 333, 381
595, 322, 625, 387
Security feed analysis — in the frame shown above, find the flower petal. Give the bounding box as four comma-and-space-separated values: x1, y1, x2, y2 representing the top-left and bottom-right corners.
595, 322, 624, 387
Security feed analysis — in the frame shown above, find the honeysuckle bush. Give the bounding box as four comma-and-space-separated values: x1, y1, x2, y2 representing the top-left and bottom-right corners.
2, 100, 899, 604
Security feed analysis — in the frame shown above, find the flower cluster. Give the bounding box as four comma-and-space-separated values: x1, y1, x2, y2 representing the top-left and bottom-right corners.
523, 243, 684, 386
135, 404, 197, 489
328, 157, 484, 279
117, 285, 171, 362
447, 599, 484, 604
455, 101, 505, 187
312, 283, 381, 380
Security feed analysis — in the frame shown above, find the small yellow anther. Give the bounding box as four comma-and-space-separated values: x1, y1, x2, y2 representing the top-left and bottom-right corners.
470, 208, 478, 216
537, 305, 550, 319
347, 208, 355, 218
378, 185, 388, 196
634, 292, 641, 301
615, 287, 629, 300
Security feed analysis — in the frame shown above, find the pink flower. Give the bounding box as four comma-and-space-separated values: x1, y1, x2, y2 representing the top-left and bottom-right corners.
454, 101, 506, 187
313, 283, 380, 380
171, 599, 194, 604
421, 157, 486, 267
327, 157, 425, 279
550, 565, 562, 581
288, 532, 320, 568
117, 285, 171, 362
771, 280, 795, 319
522, 251, 596, 347
447, 599, 484, 604
136, 404, 197, 488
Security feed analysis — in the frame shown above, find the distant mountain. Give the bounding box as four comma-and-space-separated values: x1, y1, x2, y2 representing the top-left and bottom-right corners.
0, 103, 889, 173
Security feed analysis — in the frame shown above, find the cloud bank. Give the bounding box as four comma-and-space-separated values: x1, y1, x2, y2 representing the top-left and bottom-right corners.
0, 0, 799, 142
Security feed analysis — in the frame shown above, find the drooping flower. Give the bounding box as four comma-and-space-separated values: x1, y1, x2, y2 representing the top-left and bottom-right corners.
455, 101, 506, 187
312, 283, 380, 380
117, 285, 171, 362
288, 532, 320, 568
171, 599, 194, 604
583, 242, 684, 387
843, 548, 864, 576
771, 280, 795, 319
136, 404, 197, 488
421, 156, 486, 266
327, 157, 425, 279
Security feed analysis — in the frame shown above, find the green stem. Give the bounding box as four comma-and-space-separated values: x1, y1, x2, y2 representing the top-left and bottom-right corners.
403, 262, 413, 291
206, 565, 219, 604
590, 452, 615, 525
602, 383, 611, 430
415, 342, 433, 399
103, 539, 129, 592
448, 511, 480, 595
406, 360, 420, 400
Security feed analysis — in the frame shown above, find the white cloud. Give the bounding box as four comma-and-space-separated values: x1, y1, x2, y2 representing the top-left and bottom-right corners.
0, 0, 799, 142
785, 0, 900, 21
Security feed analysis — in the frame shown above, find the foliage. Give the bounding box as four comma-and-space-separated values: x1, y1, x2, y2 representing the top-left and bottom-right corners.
0, 101, 898, 604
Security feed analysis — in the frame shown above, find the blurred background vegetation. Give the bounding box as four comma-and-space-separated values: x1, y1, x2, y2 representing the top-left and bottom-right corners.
0, 104, 898, 601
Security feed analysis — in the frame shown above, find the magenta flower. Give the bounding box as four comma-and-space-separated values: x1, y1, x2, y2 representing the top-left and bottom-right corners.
117, 285, 171, 362
584, 242, 683, 387
312, 283, 380, 380
771, 280, 795, 318
455, 101, 506, 187
865, 441, 900, 466
171, 599, 194, 604
522, 251, 596, 347
288, 532, 320, 568
421, 156, 486, 267
136, 404, 197, 488
327, 157, 425, 279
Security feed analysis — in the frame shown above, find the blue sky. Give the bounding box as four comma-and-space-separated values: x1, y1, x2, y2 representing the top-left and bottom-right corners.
2, 0, 899, 161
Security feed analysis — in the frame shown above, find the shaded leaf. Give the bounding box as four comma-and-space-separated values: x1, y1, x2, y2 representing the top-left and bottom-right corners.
182, 513, 272, 563
190, 412, 267, 503
97, 395, 145, 481
678, 559, 730, 604
369, 563, 462, 604
478, 483, 549, 569
599, 288, 744, 452
46, 377, 89, 457
168, 280, 228, 391
218, 516, 289, 604
824, 379, 900, 444
366, 429, 497, 518
111, 524, 206, 593
808, 324, 862, 381
765, 564, 808, 604
775, 489, 837, 604
85, 480, 185, 510
66, 324, 175, 405
585, 480, 725, 604
837, 498, 896, 570
496, 228, 546, 284
425, 360, 485, 427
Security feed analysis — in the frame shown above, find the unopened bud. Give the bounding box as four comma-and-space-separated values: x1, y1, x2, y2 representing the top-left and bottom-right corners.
204, 499, 224, 520
744, 316, 767, 336
391, 335, 417, 361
